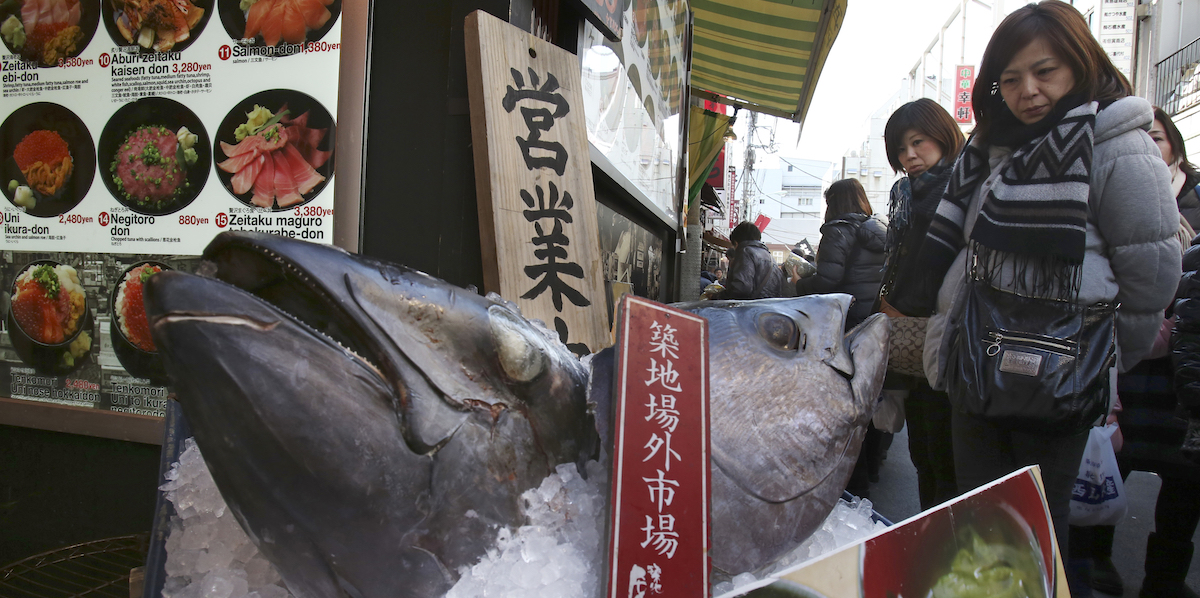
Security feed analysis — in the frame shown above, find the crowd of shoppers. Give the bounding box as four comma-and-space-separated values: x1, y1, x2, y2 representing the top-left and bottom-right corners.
713, 2, 1200, 596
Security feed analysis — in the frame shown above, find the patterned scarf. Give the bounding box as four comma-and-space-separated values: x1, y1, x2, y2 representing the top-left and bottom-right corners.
922, 97, 1096, 300
885, 161, 954, 253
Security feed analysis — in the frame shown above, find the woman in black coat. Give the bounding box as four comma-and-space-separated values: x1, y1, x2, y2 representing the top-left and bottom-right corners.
792, 178, 887, 498
878, 98, 964, 512
792, 178, 887, 330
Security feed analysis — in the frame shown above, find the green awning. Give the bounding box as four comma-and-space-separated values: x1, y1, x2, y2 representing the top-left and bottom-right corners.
690, 0, 846, 124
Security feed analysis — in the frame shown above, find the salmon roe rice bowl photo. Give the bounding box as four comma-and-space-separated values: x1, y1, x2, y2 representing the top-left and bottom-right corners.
114, 263, 162, 352
11, 263, 86, 345
13, 129, 72, 197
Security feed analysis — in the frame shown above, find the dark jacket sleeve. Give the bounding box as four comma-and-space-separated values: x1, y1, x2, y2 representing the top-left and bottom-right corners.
795, 224, 853, 297
715, 245, 755, 299
1173, 239, 1200, 418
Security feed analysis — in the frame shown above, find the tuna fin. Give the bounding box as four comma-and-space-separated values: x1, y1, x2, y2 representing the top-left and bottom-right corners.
844, 313, 890, 418
801, 293, 854, 377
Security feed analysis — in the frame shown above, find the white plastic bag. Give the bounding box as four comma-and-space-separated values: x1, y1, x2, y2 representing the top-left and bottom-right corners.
1069, 423, 1127, 526
872, 390, 907, 433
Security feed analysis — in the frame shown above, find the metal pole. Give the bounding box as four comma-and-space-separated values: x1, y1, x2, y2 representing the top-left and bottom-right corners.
739, 111, 757, 224
920, 54, 927, 98
938, 28, 945, 104
962, 0, 968, 64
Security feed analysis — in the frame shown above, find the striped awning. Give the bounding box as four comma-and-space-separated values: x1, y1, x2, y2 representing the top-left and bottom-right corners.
690, 0, 847, 123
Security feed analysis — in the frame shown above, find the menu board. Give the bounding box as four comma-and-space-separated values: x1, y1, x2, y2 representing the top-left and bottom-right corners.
0, 0, 341, 417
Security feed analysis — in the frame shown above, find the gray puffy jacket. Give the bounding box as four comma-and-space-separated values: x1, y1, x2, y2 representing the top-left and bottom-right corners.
924, 96, 1181, 387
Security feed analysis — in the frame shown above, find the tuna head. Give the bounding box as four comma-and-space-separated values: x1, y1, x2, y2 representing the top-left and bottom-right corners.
143, 231, 598, 598
674, 295, 889, 575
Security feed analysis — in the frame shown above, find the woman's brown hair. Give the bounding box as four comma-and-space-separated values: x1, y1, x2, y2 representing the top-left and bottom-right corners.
883, 98, 966, 173
824, 179, 872, 222
1154, 106, 1199, 178
972, 0, 1131, 141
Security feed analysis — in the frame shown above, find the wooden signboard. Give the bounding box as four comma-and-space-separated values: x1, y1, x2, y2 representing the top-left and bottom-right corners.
607, 295, 711, 598
465, 10, 609, 356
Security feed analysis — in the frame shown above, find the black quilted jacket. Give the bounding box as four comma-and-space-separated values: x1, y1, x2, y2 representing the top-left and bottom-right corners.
714, 240, 783, 300
795, 213, 887, 328
1173, 234, 1200, 419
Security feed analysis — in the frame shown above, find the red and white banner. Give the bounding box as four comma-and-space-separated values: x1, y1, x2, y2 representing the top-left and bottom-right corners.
754, 214, 771, 232
953, 65, 975, 124
607, 295, 711, 598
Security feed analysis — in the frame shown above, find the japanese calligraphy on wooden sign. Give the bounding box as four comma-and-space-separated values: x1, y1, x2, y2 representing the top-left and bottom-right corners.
953, 65, 975, 125
607, 295, 711, 598
465, 10, 609, 356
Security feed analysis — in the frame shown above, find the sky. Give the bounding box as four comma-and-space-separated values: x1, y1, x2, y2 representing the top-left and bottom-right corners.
726, 0, 1005, 169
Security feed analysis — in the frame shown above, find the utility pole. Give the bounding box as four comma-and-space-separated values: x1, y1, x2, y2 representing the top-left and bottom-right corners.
738, 110, 757, 224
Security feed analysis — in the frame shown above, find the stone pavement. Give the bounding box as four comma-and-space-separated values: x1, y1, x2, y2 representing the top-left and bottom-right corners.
867, 426, 1200, 597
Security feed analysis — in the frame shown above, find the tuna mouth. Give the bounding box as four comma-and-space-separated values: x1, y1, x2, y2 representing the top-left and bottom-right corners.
191, 234, 387, 379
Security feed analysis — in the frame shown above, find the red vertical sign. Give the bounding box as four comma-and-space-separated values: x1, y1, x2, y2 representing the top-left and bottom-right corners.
607, 295, 711, 598
728, 198, 740, 228
953, 65, 975, 124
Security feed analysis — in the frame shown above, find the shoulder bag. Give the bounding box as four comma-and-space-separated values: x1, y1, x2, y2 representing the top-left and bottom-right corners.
945, 255, 1116, 435
878, 244, 929, 379
886, 316, 929, 378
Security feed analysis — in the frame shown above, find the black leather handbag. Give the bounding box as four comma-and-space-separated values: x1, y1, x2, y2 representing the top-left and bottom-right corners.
946, 275, 1116, 435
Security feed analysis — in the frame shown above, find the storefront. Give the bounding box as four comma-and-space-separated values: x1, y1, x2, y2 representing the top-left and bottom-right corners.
0, 0, 849, 592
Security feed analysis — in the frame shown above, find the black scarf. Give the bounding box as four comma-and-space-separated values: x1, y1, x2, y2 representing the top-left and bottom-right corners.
885, 161, 954, 254
921, 96, 1096, 300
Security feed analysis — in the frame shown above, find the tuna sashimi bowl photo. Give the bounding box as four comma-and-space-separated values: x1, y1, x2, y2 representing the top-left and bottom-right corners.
214, 88, 335, 210
98, 96, 211, 215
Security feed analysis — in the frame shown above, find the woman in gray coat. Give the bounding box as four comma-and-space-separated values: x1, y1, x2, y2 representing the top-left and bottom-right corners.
913, 2, 1180, 586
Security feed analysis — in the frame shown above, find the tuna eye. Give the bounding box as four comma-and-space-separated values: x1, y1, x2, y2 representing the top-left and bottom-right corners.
489, 306, 547, 382
757, 313, 799, 351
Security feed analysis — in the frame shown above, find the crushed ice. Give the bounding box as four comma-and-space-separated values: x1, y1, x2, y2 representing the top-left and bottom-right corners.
161, 439, 887, 598
159, 438, 294, 598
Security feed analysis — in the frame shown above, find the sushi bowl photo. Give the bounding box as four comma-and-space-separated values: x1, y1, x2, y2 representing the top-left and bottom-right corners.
0, 102, 97, 218
214, 88, 335, 210
98, 96, 211, 216
0, 0, 100, 66
7, 260, 94, 376
109, 260, 169, 383
217, 0, 340, 48
102, 0, 213, 54
861, 489, 1055, 598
